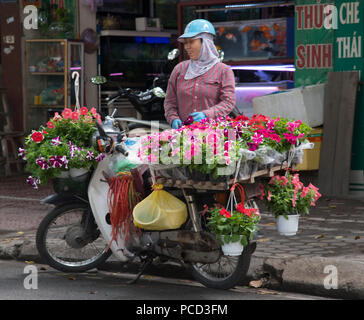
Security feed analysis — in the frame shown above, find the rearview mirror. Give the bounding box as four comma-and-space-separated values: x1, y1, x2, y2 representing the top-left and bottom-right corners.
153, 87, 166, 98
91, 76, 107, 85
168, 49, 180, 61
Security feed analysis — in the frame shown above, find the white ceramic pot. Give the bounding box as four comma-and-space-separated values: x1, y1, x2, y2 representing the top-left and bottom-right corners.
276, 214, 300, 236
221, 236, 244, 256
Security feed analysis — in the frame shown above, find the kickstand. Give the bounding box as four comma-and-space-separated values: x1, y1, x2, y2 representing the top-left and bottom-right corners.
126, 257, 153, 285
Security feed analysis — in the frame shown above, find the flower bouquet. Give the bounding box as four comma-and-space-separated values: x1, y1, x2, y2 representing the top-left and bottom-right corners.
260, 171, 321, 236
20, 107, 105, 189
138, 114, 312, 181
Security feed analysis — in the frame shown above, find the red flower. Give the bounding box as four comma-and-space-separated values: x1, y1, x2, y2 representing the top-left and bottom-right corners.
236, 203, 245, 213
219, 208, 231, 218
235, 115, 249, 121
31, 131, 44, 143
80, 107, 88, 115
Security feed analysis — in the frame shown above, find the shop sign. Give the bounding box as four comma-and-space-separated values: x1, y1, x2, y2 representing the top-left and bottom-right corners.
294, 0, 335, 87
333, 1, 364, 171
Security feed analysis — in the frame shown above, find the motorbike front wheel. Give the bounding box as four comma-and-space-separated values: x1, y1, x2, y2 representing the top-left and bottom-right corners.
36, 203, 112, 273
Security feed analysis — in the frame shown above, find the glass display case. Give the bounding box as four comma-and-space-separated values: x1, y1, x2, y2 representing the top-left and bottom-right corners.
25, 39, 84, 110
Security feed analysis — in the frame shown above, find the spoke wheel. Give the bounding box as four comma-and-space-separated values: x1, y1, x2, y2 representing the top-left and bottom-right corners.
36, 203, 111, 273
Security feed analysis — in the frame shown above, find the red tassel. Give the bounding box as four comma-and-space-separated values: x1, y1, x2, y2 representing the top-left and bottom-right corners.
106, 174, 141, 251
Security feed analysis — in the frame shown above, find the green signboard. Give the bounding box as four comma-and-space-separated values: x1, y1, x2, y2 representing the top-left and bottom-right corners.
294, 0, 335, 87
333, 0, 364, 171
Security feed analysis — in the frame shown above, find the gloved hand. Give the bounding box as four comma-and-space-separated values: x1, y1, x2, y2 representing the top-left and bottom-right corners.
189, 112, 206, 122
171, 119, 182, 129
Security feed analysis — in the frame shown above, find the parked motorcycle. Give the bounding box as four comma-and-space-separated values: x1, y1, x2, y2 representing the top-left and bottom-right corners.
36, 113, 257, 290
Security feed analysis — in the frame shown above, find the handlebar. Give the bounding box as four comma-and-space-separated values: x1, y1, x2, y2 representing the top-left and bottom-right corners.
115, 144, 129, 156
106, 88, 131, 102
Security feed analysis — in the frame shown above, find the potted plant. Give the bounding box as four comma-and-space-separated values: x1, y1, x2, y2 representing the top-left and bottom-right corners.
20, 107, 105, 189
205, 201, 260, 256
260, 171, 321, 236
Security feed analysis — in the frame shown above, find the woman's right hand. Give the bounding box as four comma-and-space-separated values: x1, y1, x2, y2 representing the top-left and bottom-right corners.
172, 119, 182, 129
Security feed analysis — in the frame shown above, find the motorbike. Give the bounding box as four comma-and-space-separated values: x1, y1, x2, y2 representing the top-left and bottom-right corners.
35, 113, 257, 290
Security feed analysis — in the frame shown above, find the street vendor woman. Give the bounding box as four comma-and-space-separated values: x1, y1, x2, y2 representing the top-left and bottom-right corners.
164, 19, 236, 129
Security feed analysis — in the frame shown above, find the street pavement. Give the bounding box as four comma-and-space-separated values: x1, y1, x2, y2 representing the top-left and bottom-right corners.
1, 173, 364, 299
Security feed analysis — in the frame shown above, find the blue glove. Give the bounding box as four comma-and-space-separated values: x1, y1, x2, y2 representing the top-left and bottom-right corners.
172, 119, 182, 129
189, 112, 206, 122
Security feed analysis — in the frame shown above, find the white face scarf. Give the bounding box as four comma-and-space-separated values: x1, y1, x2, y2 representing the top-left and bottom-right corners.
182, 33, 220, 80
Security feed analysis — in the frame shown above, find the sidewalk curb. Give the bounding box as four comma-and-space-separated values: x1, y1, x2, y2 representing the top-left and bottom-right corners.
1, 233, 363, 299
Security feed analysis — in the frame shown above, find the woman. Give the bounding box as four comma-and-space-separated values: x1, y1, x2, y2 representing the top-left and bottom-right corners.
164, 19, 236, 129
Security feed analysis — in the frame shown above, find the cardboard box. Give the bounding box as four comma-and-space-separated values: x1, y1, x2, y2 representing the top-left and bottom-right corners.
253, 84, 325, 127
295, 127, 323, 171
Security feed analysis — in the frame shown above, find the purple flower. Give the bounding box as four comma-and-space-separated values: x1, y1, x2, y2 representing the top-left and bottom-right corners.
26, 176, 40, 189
86, 151, 94, 160
51, 137, 62, 146
49, 156, 65, 168
69, 145, 81, 158
183, 116, 194, 126
247, 142, 258, 151
61, 156, 68, 169
18, 148, 26, 160
36, 157, 49, 170
95, 154, 105, 162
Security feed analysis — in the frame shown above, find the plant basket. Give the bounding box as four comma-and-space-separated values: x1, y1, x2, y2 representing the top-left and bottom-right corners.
52, 171, 91, 195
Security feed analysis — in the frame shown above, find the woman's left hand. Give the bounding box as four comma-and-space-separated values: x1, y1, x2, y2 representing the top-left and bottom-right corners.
189, 112, 206, 122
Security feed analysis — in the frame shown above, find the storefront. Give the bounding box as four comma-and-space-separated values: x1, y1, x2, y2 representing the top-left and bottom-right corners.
1, 0, 363, 194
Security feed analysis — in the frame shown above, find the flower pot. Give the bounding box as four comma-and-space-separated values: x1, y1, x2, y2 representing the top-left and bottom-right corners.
221, 236, 244, 256
58, 170, 70, 178
70, 168, 88, 178
276, 214, 300, 236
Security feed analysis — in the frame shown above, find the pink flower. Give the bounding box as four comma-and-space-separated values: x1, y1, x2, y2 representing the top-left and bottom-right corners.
258, 183, 264, 200
283, 133, 298, 145
90, 107, 97, 116
62, 108, 72, 119
252, 132, 263, 144
53, 112, 62, 121
47, 121, 55, 129
72, 111, 80, 121
80, 107, 89, 115
301, 186, 310, 198
267, 190, 272, 202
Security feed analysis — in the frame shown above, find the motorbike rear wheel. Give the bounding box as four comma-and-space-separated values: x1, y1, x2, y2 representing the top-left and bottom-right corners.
36, 203, 112, 273
190, 199, 258, 290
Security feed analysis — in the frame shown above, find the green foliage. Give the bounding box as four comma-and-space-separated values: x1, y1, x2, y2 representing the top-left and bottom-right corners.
206, 206, 260, 245
22, 108, 102, 186
261, 171, 321, 218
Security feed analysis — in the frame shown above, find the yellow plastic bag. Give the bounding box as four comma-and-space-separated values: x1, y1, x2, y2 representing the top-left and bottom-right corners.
133, 184, 187, 230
